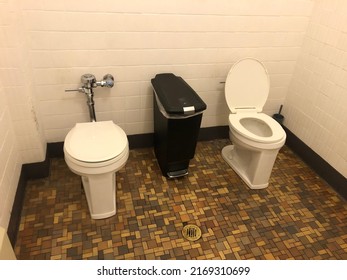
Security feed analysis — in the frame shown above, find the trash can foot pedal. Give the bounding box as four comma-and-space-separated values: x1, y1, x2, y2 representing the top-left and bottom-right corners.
167, 169, 188, 178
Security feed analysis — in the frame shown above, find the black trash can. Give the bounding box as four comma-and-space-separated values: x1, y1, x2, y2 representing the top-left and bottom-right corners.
151, 73, 207, 178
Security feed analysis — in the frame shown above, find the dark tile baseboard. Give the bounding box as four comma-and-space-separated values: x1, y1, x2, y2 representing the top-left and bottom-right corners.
283, 127, 347, 199
7, 153, 50, 247
8, 125, 346, 247
7, 171, 26, 247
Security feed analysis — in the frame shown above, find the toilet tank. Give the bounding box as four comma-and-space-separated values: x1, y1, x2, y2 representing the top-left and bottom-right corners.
0, 227, 16, 260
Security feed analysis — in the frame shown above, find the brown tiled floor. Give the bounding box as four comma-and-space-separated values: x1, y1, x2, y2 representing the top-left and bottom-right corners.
14, 139, 347, 260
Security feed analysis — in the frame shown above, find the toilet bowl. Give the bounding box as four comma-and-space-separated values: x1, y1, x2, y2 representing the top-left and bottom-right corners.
64, 121, 129, 219
221, 58, 286, 189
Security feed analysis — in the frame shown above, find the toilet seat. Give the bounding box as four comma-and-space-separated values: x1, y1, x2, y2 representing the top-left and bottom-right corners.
229, 113, 285, 143
64, 121, 128, 163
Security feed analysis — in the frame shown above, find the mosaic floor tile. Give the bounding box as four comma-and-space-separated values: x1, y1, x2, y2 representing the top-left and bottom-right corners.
14, 139, 347, 260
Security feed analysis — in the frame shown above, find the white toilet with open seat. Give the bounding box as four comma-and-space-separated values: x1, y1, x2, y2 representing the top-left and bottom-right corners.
221, 58, 286, 189
64, 120, 129, 219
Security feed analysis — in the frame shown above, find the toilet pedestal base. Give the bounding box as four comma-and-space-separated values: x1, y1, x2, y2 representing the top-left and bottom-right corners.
222, 145, 269, 189
81, 172, 116, 219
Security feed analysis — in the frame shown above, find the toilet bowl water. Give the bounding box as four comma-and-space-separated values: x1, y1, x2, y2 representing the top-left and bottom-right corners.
222, 58, 286, 189
64, 121, 129, 219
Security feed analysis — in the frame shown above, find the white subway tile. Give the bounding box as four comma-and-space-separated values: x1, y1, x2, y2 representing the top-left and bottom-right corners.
44, 127, 71, 143
23, 11, 66, 31
20, 0, 44, 10
125, 96, 141, 110
42, 113, 89, 130
141, 94, 153, 110
125, 121, 153, 135
125, 109, 141, 123
40, 99, 87, 116
285, 0, 347, 177
3, 0, 329, 171
21, 148, 45, 164
8, 102, 32, 121
140, 109, 154, 122
0, 131, 13, 176
94, 96, 126, 112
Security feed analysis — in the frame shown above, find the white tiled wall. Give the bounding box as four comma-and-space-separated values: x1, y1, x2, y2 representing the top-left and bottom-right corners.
0, 0, 46, 164
0, 0, 45, 228
283, 0, 347, 177
0, 81, 21, 229
17, 0, 313, 142
0, 0, 19, 228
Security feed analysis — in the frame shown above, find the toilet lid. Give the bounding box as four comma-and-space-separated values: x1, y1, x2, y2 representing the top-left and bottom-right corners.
225, 58, 269, 113
64, 121, 128, 163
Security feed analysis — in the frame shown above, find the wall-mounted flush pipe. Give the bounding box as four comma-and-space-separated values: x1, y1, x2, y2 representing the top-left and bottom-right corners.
65, 74, 115, 122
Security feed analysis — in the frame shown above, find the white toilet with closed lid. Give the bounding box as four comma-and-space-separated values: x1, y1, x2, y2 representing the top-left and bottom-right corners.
64, 120, 129, 219
221, 58, 286, 189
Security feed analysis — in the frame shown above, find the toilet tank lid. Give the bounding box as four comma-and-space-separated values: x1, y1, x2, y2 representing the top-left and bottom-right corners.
225, 58, 269, 113
64, 121, 128, 163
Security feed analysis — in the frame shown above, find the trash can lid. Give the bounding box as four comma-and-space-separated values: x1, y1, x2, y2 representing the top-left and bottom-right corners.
151, 73, 207, 115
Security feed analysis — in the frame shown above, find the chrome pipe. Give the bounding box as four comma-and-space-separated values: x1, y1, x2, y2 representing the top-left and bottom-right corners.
65, 73, 115, 123
86, 92, 96, 122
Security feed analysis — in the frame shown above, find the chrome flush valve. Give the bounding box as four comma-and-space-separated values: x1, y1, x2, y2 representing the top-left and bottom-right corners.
80, 73, 96, 89
65, 74, 115, 122
65, 74, 115, 93
95, 74, 114, 88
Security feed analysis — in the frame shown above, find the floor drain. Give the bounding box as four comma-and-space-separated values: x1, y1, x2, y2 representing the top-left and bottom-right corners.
182, 224, 202, 241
